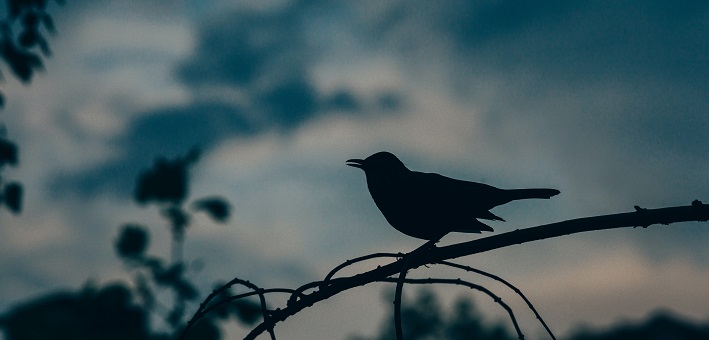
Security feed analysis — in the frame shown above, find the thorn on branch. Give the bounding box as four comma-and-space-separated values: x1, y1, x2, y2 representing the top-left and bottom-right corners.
633, 205, 650, 228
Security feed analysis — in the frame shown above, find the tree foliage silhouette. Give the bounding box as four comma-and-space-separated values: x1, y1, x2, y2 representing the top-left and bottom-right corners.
0, 0, 63, 104
568, 311, 709, 340
0, 127, 21, 213
356, 288, 709, 340
352, 288, 514, 340
116, 148, 261, 337
0, 149, 261, 339
0, 0, 63, 215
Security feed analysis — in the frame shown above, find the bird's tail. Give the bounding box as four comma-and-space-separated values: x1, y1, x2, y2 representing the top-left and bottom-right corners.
506, 188, 560, 200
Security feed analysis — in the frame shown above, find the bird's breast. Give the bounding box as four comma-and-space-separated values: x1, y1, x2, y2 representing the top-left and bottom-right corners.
366, 176, 422, 226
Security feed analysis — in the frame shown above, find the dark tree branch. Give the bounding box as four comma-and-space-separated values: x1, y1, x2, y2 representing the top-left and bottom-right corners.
231, 201, 709, 340
179, 277, 301, 340
323, 252, 401, 284
393, 257, 409, 340
256, 288, 276, 340
185, 288, 299, 330
394, 239, 438, 340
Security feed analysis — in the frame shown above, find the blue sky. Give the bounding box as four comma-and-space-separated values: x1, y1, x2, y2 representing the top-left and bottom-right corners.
1, 0, 708, 338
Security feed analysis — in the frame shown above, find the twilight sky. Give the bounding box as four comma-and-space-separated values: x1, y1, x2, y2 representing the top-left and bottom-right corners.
1, 0, 707, 339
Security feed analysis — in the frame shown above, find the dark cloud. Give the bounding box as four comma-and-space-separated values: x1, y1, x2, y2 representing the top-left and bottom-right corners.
324, 90, 362, 112
441, 0, 572, 47
52, 2, 404, 196
175, 4, 401, 126
174, 6, 327, 130
175, 2, 405, 128
52, 102, 256, 197
258, 78, 319, 128
374, 1, 707, 84
370, 0, 708, 155
125, 103, 255, 152
176, 8, 306, 87
376, 92, 402, 111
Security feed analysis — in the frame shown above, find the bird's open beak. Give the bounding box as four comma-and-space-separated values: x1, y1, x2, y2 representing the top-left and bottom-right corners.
346, 159, 365, 169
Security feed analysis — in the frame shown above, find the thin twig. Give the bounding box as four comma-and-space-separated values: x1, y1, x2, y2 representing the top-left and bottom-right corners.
377, 278, 524, 340
179, 278, 294, 339
286, 277, 347, 306
256, 288, 276, 340
393, 239, 438, 340
189, 288, 299, 328
393, 256, 410, 340
284, 253, 402, 306
380, 277, 525, 340
438, 260, 556, 339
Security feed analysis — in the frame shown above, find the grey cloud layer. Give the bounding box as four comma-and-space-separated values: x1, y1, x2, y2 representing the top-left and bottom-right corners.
54, 2, 401, 196
51, 0, 708, 221
367, 0, 707, 187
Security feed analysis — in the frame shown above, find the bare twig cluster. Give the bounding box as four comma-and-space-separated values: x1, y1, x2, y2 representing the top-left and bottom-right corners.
179, 201, 708, 340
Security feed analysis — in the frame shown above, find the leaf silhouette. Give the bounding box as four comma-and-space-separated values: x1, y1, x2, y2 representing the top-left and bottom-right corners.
192, 196, 231, 223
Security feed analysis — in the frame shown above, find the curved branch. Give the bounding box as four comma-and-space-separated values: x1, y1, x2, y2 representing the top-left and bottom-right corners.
379, 277, 525, 340
438, 260, 555, 339
285, 253, 401, 306
256, 288, 276, 340
286, 277, 348, 306
394, 239, 438, 340
393, 258, 409, 340
187, 288, 299, 330
323, 253, 401, 284
179, 277, 299, 339
196, 276, 263, 315
237, 202, 709, 339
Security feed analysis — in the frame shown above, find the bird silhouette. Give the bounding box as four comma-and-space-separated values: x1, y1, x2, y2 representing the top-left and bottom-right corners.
347, 151, 560, 240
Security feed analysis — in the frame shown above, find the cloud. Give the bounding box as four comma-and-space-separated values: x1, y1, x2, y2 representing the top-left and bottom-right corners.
51, 101, 256, 196
363, 0, 708, 124
50, 1, 404, 196
176, 7, 305, 87
371, 1, 708, 84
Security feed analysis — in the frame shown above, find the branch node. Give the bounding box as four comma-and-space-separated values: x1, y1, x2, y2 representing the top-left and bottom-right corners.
692, 200, 708, 222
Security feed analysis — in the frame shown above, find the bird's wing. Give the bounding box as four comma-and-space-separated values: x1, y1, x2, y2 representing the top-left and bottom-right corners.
416, 172, 502, 200
411, 172, 506, 221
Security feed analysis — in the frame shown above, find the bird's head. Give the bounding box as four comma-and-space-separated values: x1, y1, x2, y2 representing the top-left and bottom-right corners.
347, 151, 407, 176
